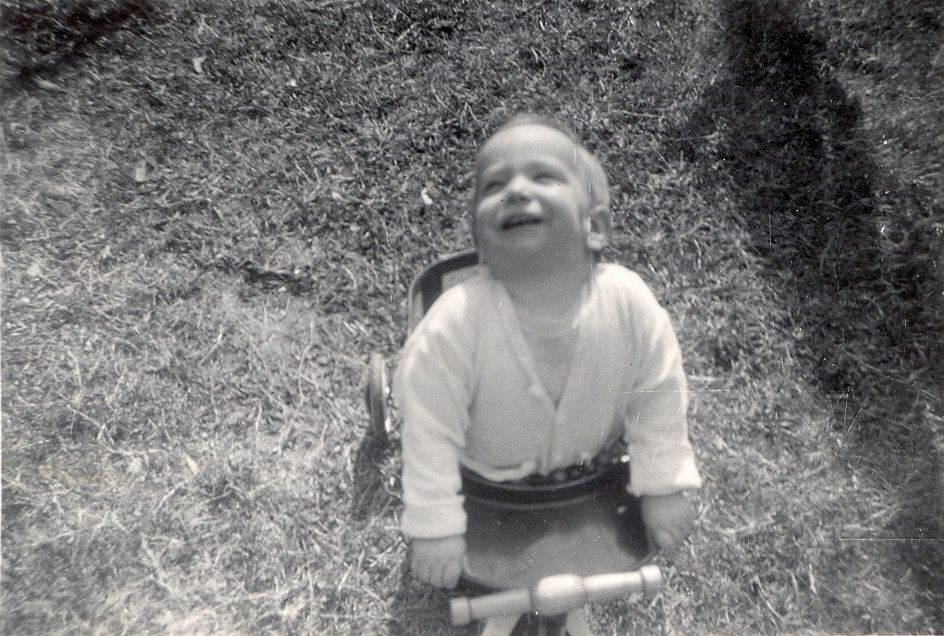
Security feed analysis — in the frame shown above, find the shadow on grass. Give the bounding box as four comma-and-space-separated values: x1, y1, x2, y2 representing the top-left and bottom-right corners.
670, 0, 943, 627
386, 570, 471, 636
1, 0, 154, 89
350, 433, 394, 523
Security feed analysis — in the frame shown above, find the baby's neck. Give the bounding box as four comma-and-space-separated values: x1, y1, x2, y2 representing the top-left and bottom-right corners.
496, 259, 593, 326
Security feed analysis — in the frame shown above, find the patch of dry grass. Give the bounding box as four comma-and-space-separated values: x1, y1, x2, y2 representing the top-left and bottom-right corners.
2, 0, 941, 633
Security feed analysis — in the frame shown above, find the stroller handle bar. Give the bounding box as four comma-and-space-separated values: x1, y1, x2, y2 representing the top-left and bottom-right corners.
450, 565, 663, 626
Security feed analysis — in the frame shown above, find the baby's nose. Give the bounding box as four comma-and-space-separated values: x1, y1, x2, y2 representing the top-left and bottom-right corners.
504, 175, 532, 201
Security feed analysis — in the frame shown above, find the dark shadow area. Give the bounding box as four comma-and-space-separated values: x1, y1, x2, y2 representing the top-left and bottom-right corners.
350, 430, 397, 522
387, 567, 474, 636
1, 0, 154, 90
668, 0, 943, 627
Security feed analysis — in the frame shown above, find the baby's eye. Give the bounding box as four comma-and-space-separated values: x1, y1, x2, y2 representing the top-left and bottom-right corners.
534, 173, 563, 185
481, 181, 503, 195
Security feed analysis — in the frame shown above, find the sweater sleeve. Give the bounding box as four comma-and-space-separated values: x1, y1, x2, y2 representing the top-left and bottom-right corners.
622, 281, 702, 496
393, 295, 473, 539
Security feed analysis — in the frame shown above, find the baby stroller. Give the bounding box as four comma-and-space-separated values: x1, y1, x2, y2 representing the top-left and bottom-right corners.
365, 250, 663, 635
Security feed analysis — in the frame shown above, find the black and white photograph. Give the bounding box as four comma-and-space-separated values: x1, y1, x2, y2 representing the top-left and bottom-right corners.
2, 1, 942, 633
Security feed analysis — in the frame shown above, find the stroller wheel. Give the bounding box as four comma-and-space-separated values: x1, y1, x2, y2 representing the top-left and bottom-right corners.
366, 353, 389, 442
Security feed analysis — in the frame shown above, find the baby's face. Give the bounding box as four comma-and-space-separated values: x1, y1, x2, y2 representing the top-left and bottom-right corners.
472, 124, 590, 270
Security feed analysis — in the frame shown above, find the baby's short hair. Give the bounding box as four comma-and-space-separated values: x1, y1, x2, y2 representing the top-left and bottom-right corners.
486, 114, 610, 213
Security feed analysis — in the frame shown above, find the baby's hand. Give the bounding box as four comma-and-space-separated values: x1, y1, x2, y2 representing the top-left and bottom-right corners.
640, 492, 695, 553
410, 535, 467, 589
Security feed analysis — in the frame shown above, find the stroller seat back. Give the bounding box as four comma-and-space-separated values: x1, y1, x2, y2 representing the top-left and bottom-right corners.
407, 249, 482, 333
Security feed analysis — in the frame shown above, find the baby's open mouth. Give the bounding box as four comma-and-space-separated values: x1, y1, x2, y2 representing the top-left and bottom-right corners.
500, 212, 542, 230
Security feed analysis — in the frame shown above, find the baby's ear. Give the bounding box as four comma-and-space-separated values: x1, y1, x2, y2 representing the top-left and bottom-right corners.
586, 204, 612, 252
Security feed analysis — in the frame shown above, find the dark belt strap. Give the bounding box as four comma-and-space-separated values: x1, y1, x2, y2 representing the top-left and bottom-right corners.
460, 439, 629, 506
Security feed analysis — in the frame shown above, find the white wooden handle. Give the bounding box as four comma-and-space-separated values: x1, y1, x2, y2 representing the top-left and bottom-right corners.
450, 565, 663, 626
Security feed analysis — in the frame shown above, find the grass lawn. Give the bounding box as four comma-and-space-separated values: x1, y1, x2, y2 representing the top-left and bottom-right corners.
2, 0, 942, 633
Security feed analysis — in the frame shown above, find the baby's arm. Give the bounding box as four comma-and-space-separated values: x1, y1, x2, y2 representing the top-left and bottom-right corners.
620, 276, 701, 549
394, 297, 475, 588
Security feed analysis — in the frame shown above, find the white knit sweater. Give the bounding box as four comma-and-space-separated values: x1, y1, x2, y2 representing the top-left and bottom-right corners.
394, 263, 702, 539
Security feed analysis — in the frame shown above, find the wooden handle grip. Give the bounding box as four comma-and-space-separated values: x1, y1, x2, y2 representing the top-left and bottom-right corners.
450, 565, 663, 626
